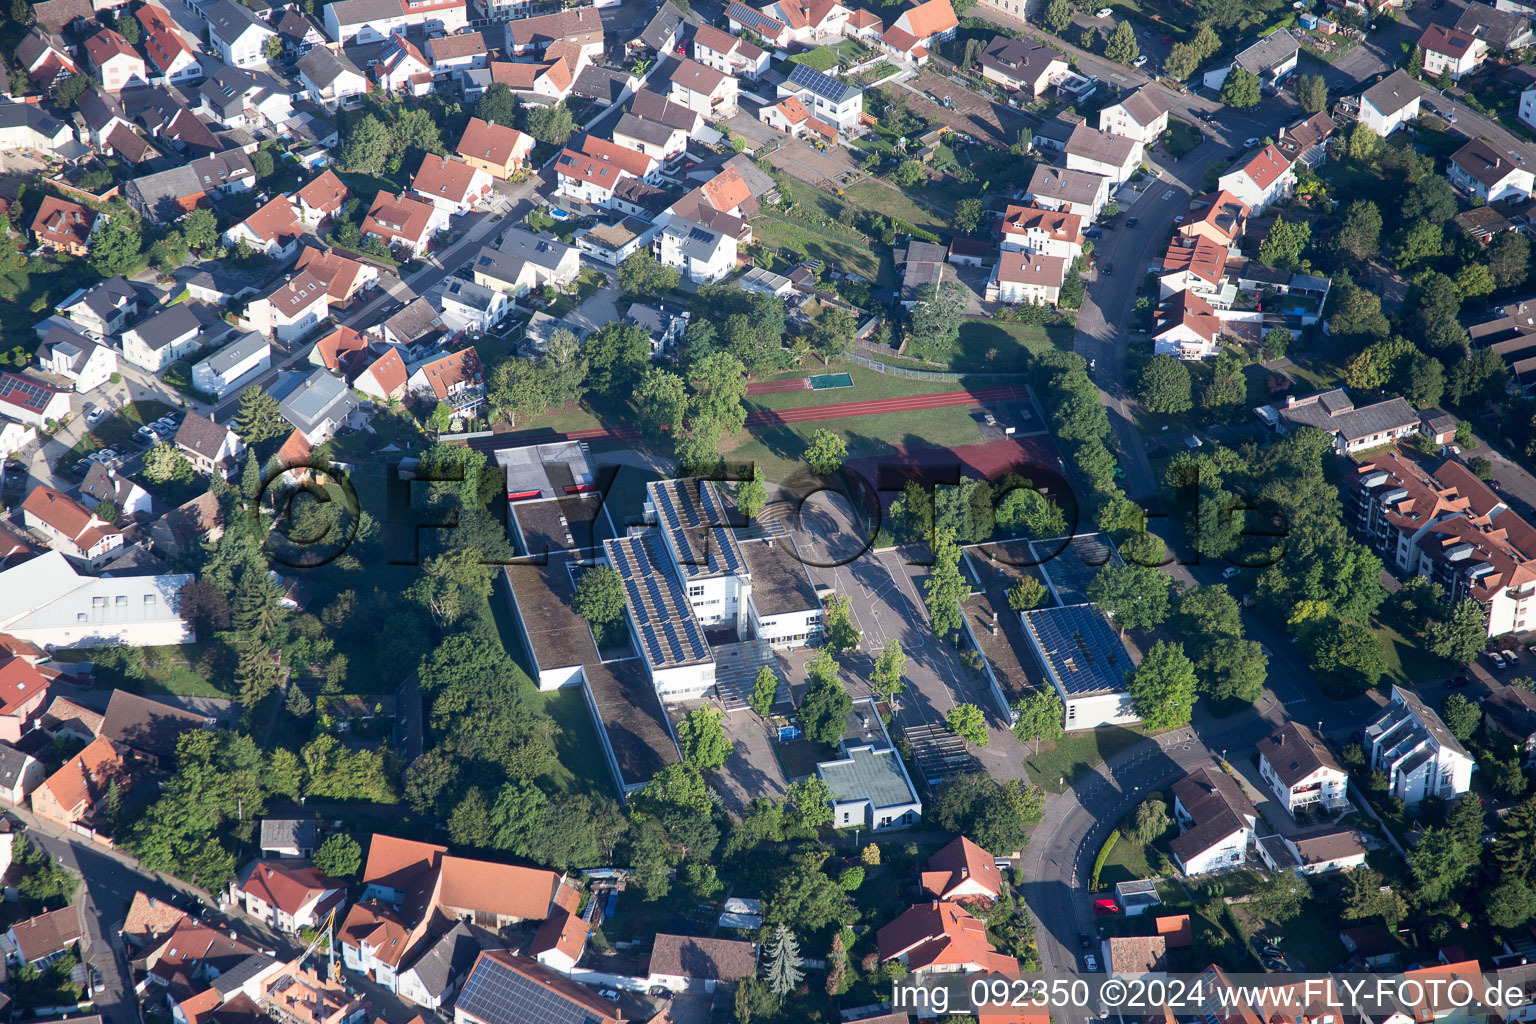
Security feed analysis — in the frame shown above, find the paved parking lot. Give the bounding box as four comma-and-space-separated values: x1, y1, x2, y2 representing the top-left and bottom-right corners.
780, 489, 1032, 785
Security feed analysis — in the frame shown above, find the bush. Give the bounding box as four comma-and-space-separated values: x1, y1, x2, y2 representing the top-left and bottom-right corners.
1090, 830, 1120, 890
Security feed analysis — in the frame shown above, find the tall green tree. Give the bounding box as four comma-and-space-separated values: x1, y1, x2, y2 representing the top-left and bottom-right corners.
1104, 21, 1139, 63
765, 924, 804, 997
923, 526, 968, 637
1088, 562, 1171, 633
1219, 66, 1261, 108
1296, 74, 1328, 113
946, 703, 989, 748
1128, 641, 1198, 730
798, 650, 851, 746
1137, 354, 1193, 413
871, 639, 906, 701
677, 706, 733, 770
1427, 599, 1487, 664
804, 429, 848, 475
234, 387, 286, 444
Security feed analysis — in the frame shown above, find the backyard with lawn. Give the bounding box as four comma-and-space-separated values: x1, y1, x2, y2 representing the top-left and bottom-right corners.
1022, 724, 1148, 792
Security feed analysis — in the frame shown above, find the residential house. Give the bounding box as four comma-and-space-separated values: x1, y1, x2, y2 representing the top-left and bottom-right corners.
0, 374, 67, 433
624, 303, 688, 354
149, 490, 224, 560
1217, 144, 1294, 213
488, 57, 578, 101
228, 861, 346, 935
410, 154, 493, 216
16, 29, 79, 94
137, 4, 202, 85
35, 327, 116, 393
407, 348, 484, 413
656, 217, 735, 283
1364, 685, 1475, 804
296, 247, 378, 306
85, 28, 148, 92
31, 196, 98, 256
1181, 190, 1250, 247
434, 279, 509, 335
1485, 685, 1536, 761
1284, 828, 1368, 875
455, 117, 534, 179
6, 905, 84, 967
1159, 235, 1233, 306
324, 0, 469, 45
726, 1, 792, 48
1450, 137, 1535, 202
58, 276, 138, 339
293, 169, 350, 227
261, 818, 318, 859
246, 271, 329, 344
644, 935, 757, 993
173, 412, 243, 476
776, 62, 861, 131
503, 9, 603, 59
21, 486, 123, 568
269, 367, 360, 444
121, 303, 219, 372
1025, 164, 1112, 219
362, 191, 448, 257
919, 836, 1004, 903
1170, 765, 1259, 875
454, 953, 619, 1024
192, 332, 271, 399
1268, 387, 1420, 453
470, 232, 581, 296
1064, 123, 1142, 185
1257, 721, 1348, 818
668, 57, 737, 117
374, 33, 432, 96
554, 135, 657, 206
274, 9, 327, 61
424, 32, 489, 74
987, 250, 1067, 305
636, 0, 690, 56
1098, 84, 1171, 146
0, 744, 44, 806
197, 66, 293, 130
223, 194, 304, 258
1202, 29, 1300, 91
80, 462, 152, 520
1275, 109, 1336, 169
297, 46, 370, 106
310, 324, 372, 375
0, 98, 73, 153
876, 902, 1018, 976
613, 112, 690, 163
759, 94, 838, 142
352, 350, 408, 402
1154, 289, 1224, 359
1358, 69, 1422, 136
30, 734, 123, 828
1456, 3, 1534, 51
692, 24, 768, 80
764, 0, 850, 43
397, 921, 479, 1009
881, 0, 958, 62
205, 0, 276, 68
631, 87, 704, 138
373, 297, 447, 349
1419, 23, 1485, 81
978, 36, 1065, 99
0, 636, 53, 744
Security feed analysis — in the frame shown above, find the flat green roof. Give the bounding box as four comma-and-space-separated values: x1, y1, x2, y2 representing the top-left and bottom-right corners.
818, 745, 916, 810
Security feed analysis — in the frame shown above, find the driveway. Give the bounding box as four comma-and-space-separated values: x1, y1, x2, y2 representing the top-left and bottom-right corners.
562, 272, 621, 336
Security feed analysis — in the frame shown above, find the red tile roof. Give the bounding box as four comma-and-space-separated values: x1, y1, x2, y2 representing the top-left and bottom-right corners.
362, 834, 446, 892
311, 325, 370, 373
261, 269, 330, 317
236, 860, 342, 917
894, 0, 957, 40
0, 655, 49, 719
31, 196, 96, 248
1236, 144, 1292, 190
702, 166, 752, 213
409, 347, 482, 401
1420, 22, 1479, 57
362, 191, 439, 245
357, 349, 407, 396
137, 4, 194, 74
877, 901, 1019, 973
238, 195, 303, 248
22, 485, 121, 551
919, 836, 1004, 901
1000, 202, 1083, 244
1161, 235, 1229, 286
294, 169, 349, 218
338, 901, 415, 968
85, 27, 139, 67
36, 735, 123, 820
295, 247, 368, 303
456, 117, 533, 169
411, 153, 487, 206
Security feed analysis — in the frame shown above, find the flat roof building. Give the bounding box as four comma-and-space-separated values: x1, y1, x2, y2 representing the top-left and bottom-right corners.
1020, 603, 1137, 731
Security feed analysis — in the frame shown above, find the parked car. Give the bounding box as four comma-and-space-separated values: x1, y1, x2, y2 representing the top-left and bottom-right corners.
1448, 674, 1472, 689
1489, 651, 1508, 670
1126, 217, 1138, 227
1102, 263, 1114, 275
1095, 6, 1112, 14
1222, 566, 1240, 579
1133, 54, 1148, 67
1084, 954, 1100, 972
1093, 899, 1120, 914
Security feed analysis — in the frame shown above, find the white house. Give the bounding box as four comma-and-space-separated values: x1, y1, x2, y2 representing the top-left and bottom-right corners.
919, 836, 1004, 902
1357, 69, 1422, 136
80, 462, 152, 520
612, 113, 690, 164
668, 57, 737, 118
434, 278, 510, 336
1158, 235, 1232, 307
1363, 685, 1475, 805
554, 137, 657, 206
645, 935, 757, 995
0, 554, 192, 649
58, 277, 138, 339
1064, 124, 1142, 186
120, 303, 214, 373
1201, 29, 1299, 92
1419, 23, 1486, 81
410, 153, 494, 216
1170, 766, 1258, 876
978, 35, 1066, 99
245, 271, 330, 344
656, 217, 736, 283
0, 373, 68, 430
1153, 289, 1223, 360
1216, 144, 1294, 213
471, 232, 581, 297
228, 860, 345, 935
1098, 85, 1171, 147
1449, 137, 1535, 203
1257, 721, 1349, 819
205, 0, 276, 69
880, 0, 957, 62
85, 29, 147, 92
323, 0, 468, 45
20, 488, 123, 569
191, 332, 272, 399
1025, 164, 1113, 220
362, 191, 449, 257
374, 33, 432, 96
137, 4, 203, 85
776, 62, 862, 132
1282, 828, 1368, 876
691, 24, 768, 80
297, 46, 370, 107
222, 195, 304, 259
34, 328, 116, 393
987, 250, 1067, 306
818, 743, 922, 830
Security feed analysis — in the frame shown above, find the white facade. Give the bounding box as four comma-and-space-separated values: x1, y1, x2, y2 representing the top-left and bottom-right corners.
1522, 85, 1536, 135
0, 552, 190, 648
1175, 821, 1251, 875
210, 17, 275, 69
121, 324, 201, 374
191, 335, 272, 399
1259, 752, 1349, 817
655, 219, 737, 283
1098, 100, 1168, 147
36, 342, 115, 394
246, 288, 328, 344
1364, 685, 1475, 806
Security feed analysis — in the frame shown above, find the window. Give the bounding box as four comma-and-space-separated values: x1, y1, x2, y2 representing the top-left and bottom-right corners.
144, 594, 156, 605
92, 596, 106, 608
115, 595, 127, 606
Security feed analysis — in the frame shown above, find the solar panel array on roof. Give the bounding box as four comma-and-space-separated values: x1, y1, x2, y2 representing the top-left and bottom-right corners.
457, 953, 612, 1024
648, 478, 746, 579
1021, 603, 1130, 696
604, 533, 710, 668
0, 374, 57, 413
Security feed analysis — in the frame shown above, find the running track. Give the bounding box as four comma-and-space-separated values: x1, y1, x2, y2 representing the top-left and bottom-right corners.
464, 386, 1026, 450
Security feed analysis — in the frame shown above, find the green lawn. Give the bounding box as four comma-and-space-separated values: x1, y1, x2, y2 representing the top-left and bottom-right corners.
1023, 725, 1148, 792
1098, 832, 1157, 889
1164, 118, 1203, 159
788, 46, 840, 71
724, 403, 985, 480
1371, 614, 1459, 688
843, 180, 950, 238
536, 687, 613, 798
953, 319, 1074, 370
1230, 899, 1346, 971
56, 642, 236, 698
745, 364, 957, 411
754, 210, 888, 284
